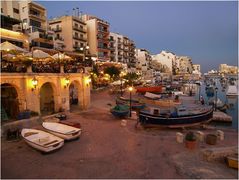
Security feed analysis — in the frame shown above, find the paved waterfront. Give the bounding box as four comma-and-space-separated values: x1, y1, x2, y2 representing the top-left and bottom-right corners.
1, 89, 238, 179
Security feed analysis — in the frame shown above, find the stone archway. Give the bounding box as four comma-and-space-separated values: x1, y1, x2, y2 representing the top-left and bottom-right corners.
39, 82, 56, 115
1, 83, 20, 120
69, 80, 82, 111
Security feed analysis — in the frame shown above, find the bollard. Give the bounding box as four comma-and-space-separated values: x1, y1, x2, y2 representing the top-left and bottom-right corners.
176, 132, 184, 143
121, 120, 127, 127
196, 131, 204, 142
216, 130, 224, 141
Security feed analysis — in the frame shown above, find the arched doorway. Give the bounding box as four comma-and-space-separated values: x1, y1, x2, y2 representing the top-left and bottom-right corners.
1, 83, 20, 121
69, 81, 81, 111
40, 82, 55, 115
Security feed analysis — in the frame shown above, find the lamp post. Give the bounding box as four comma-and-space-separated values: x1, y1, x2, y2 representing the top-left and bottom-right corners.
215, 87, 218, 111
128, 86, 133, 117
120, 71, 124, 97
80, 45, 90, 68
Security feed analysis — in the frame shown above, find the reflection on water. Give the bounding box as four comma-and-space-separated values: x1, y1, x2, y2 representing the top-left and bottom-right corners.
195, 79, 238, 130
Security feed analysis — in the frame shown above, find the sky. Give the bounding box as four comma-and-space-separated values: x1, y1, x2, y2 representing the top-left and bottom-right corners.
37, 1, 238, 73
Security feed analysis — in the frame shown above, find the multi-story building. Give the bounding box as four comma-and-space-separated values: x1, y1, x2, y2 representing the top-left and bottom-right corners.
219, 64, 238, 74
109, 32, 136, 68
1, 1, 29, 49
49, 15, 87, 52
18, 0, 54, 49
151, 51, 176, 74
82, 14, 110, 62
176, 56, 193, 74
135, 49, 152, 78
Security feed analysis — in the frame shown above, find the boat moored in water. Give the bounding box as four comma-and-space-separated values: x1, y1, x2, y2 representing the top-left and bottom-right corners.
110, 104, 129, 118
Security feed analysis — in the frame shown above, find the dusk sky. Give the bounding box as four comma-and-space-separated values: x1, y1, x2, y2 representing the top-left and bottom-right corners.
38, 1, 238, 73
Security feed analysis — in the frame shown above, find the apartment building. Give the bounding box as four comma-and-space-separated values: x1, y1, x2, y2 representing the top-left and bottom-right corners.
82, 14, 110, 62
17, 0, 54, 49
151, 51, 176, 74
219, 64, 238, 74
176, 56, 193, 74
0, 1, 29, 49
135, 49, 152, 78
49, 15, 87, 52
109, 32, 136, 68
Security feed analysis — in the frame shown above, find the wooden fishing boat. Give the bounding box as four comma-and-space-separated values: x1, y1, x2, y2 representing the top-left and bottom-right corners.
42, 122, 82, 140
141, 98, 181, 107
59, 121, 81, 129
116, 97, 145, 110
138, 105, 214, 128
135, 86, 163, 93
226, 85, 238, 96
110, 104, 129, 118
21, 129, 64, 153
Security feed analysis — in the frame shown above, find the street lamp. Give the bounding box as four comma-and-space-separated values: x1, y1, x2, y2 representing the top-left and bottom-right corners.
120, 71, 125, 97
215, 87, 218, 111
128, 86, 133, 117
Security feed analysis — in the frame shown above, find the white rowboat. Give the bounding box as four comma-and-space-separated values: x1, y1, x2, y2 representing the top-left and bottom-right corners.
42, 122, 82, 140
21, 129, 64, 153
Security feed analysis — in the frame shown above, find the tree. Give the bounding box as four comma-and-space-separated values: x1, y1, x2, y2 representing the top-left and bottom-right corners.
123, 72, 139, 86
104, 66, 121, 80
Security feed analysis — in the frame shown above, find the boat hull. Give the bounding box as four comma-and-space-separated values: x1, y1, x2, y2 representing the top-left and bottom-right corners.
42, 122, 82, 140
21, 129, 64, 153
110, 109, 129, 118
139, 108, 214, 128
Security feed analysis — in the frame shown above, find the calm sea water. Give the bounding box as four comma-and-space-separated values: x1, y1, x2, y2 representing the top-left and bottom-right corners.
195, 80, 238, 130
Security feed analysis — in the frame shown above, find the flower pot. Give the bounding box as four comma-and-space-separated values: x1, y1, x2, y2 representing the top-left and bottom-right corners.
185, 140, 197, 150
205, 134, 217, 145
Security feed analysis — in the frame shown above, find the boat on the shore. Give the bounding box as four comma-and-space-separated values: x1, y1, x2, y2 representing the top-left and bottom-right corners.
135, 86, 163, 93
110, 104, 129, 118
42, 122, 82, 140
138, 105, 214, 128
116, 97, 145, 110
21, 128, 64, 153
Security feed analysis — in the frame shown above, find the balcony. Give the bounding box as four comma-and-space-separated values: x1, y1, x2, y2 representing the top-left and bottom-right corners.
97, 28, 109, 34
73, 35, 87, 42
98, 46, 108, 51
73, 26, 86, 33
109, 46, 115, 50
51, 27, 62, 32
29, 13, 46, 21
55, 36, 64, 41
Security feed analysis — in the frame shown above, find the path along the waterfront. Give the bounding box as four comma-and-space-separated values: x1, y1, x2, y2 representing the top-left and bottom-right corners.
1, 89, 238, 179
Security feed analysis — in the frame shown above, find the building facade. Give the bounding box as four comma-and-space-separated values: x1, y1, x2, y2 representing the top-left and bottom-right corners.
219, 64, 239, 74
49, 15, 87, 52
82, 14, 110, 62
176, 56, 193, 74
135, 49, 152, 79
109, 32, 136, 69
151, 51, 176, 74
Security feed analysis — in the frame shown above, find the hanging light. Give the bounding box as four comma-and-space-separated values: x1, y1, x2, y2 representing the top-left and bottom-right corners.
31, 77, 38, 91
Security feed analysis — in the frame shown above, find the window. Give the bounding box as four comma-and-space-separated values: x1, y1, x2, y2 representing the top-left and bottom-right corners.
80, 25, 83, 29
80, 34, 83, 38
75, 32, 78, 37
80, 43, 84, 47
30, 19, 41, 28
75, 41, 78, 46
1, 8, 3, 13
13, 8, 19, 14
75, 23, 78, 27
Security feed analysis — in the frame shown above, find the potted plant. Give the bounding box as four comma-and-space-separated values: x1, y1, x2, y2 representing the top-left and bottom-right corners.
185, 131, 197, 149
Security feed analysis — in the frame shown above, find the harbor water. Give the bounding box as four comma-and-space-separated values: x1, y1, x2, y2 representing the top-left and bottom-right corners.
195, 80, 238, 130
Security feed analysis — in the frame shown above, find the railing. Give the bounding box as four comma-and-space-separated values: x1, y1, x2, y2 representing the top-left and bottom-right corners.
29, 13, 46, 20
51, 27, 62, 32
1, 61, 92, 73
73, 26, 86, 33
55, 37, 64, 41
73, 35, 87, 41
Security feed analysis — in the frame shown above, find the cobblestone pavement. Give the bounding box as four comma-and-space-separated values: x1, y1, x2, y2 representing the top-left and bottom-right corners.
1, 90, 238, 179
